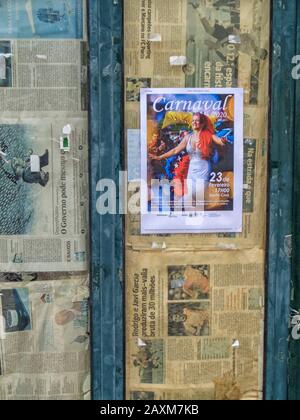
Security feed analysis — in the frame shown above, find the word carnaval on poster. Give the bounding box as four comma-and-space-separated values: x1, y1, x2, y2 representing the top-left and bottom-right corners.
140, 88, 244, 235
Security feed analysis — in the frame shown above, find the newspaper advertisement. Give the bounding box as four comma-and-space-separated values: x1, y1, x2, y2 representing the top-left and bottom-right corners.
126, 249, 264, 400
0, 117, 89, 272
0, 0, 85, 39
125, 0, 269, 248
140, 87, 243, 234
0, 276, 90, 400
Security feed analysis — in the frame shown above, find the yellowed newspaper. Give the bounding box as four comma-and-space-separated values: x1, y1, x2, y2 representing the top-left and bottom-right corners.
125, 0, 187, 129
125, 0, 270, 250
126, 249, 264, 401
0, 1, 89, 273
0, 116, 89, 272
0, 0, 90, 402
0, 277, 90, 400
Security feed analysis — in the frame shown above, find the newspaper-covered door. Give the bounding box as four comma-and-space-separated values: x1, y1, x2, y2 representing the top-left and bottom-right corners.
125, 0, 270, 401
0, 0, 90, 401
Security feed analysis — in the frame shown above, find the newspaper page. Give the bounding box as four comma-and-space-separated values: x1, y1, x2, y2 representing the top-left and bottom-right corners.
125, 0, 187, 130
0, 276, 90, 400
140, 88, 244, 234
126, 249, 264, 401
0, 0, 90, 402
0, 39, 88, 113
0, 271, 86, 283
125, 0, 270, 250
0, 117, 89, 272
0, 0, 89, 271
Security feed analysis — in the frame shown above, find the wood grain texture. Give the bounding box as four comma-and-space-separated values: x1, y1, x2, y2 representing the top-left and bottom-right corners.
89, 0, 124, 400
266, 0, 296, 401
87, 0, 298, 401
289, 0, 300, 402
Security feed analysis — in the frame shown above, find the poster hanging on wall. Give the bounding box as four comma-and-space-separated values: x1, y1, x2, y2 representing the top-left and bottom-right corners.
140, 88, 244, 234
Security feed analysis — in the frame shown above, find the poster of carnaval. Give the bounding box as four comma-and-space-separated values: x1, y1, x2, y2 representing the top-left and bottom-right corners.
140, 88, 244, 234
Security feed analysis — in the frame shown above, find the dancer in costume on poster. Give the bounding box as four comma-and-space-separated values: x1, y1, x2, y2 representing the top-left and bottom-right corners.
140, 88, 243, 234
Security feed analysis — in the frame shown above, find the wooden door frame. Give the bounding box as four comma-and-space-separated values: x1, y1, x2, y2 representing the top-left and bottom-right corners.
89, 0, 296, 401
265, 0, 297, 401
89, 0, 124, 401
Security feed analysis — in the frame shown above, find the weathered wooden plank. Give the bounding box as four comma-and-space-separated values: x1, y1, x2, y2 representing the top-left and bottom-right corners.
266, 0, 297, 401
289, 0, 300, 402
87, 0, 298, 401
89, 0, 124, 400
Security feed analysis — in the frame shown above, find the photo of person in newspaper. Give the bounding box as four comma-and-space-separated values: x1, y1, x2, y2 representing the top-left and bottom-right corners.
168, 303, 210, 337
0, 125, 51, 235
190, 1, 268, 63
10, 149, 50, 187
168, 265, 210, 300
0, 278, 90, 400
141, 88, 243, 234
131, 340, 164, 384
0, 118, 88, 272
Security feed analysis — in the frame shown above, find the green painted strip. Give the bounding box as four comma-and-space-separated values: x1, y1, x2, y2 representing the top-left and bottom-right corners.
289, 0, 300, 402
89, 0, 124, 400
266, 0, 297, 401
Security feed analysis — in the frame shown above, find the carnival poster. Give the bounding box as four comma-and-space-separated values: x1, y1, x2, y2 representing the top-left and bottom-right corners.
140, 88, 244, 234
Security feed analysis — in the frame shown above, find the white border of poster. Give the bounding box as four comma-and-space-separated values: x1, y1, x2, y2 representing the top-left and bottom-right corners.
140, 88, 244, 234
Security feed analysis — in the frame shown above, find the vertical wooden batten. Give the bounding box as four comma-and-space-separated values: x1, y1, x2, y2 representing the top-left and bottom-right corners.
89, 0, 124, 400
266, 0, 296, 401
87, 0, 299, 401
289, 0, 300, 402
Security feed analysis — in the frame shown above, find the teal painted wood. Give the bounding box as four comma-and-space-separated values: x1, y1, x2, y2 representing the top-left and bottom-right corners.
289, 0, 300, 402
89, 0, 124, 400
266, 0, 297, 401
86, 0, 298, 401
